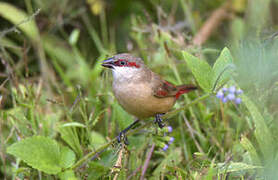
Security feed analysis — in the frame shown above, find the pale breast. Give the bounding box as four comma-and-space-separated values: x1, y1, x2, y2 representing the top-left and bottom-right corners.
113, 82, 176, 118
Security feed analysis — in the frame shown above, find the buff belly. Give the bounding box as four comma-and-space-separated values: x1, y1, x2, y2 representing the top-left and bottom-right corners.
113, 82, 175, 119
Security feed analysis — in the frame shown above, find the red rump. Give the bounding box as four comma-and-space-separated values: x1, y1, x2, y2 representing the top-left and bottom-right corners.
164, 81, 175, 87
157, 90, 168, 96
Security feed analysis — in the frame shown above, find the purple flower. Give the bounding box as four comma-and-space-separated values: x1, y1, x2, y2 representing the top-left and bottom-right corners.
229, 86, 236, 94
168, 137, 175, 144
222, 97, 228, 103
162, 144, 169, 151
222, 87, 228, 92
216, 91, 224, 99
236, 89, 243, 95
227, 93, 235, 100
235, 97, 242, 104
167, 126, 173, 133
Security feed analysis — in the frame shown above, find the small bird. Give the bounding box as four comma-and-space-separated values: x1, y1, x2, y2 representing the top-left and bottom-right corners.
102, 53, 197, 143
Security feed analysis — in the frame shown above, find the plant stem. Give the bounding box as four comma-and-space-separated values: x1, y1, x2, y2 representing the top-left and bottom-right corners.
71, 93, 211, 170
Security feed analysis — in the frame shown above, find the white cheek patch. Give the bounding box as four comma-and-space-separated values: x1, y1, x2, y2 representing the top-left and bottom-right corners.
112, 67, 139, 82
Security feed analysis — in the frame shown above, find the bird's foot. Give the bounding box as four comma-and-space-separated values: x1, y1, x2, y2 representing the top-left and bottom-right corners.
116, 119, 140, 145
117, 131, 129, 145
155, 113, 165, 129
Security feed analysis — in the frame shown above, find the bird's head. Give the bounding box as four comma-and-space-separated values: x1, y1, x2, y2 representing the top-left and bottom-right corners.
102, 53, 145, 81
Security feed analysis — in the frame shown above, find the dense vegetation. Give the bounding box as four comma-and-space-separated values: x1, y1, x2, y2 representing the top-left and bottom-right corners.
1, 0, 278, 179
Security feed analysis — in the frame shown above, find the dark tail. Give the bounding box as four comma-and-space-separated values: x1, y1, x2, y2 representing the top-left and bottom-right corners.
175, 84, 197, 99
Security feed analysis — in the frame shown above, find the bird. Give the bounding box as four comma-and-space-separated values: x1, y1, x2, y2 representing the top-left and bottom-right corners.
102, 53, 197, 144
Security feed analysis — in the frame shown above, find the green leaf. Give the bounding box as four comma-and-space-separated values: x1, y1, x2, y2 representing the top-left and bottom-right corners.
212, 47, 234, 91
58, 127, 83, 158
58, 170, 77, 180
242, 95, 274, 159
87, 162, 110, 179
60, 146, 76, 169
60, 122, 86, 128
182, 51, 213, 92
240, 135, 261, 165
87, 150, 115, 179
7, 136, 75, 174
90, 131, 107, 149
112, 103, 133, 130
217, 162, 262, 174
7, 136, 61, 174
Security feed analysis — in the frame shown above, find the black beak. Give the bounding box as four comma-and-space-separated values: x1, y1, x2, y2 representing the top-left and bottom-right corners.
101, 58, 114, 69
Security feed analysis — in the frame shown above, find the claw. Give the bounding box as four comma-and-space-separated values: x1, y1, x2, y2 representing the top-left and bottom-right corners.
116, 119, 139, 145
117, 132, 129, 145
155, 114, 165, 129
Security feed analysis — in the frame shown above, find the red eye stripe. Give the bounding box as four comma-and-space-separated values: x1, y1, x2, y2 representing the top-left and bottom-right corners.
127, 62, 140, 68
116, 59, 140, 68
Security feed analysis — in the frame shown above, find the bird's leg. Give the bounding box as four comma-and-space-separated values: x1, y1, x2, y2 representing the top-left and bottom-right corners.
117, 119, 140, 145
154, 113, 165, 129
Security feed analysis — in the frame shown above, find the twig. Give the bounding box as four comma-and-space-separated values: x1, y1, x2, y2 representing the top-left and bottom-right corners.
71, 93, 211, 170
192, 3, 231, 46
0, 9, 41, 40
140, 143, 155, 180
112, 146, 125, 180
163, 93, 211, 119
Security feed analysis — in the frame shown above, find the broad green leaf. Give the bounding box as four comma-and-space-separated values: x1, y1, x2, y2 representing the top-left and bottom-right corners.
212, 47, 234, 91
0, 2, 39, 41
58, 127, 83, 158
242, 95, 274, 159
58, 170, 77, 180
87, 162, 110, 180
7, 136, 60, 174
182, 51, 213, 92
90, 131, 107, 149
217, 162, 262, 174
7, 136, 76, 174
112, 103, 133, 130
240, 135, 261, 165
60, 146, 76, 169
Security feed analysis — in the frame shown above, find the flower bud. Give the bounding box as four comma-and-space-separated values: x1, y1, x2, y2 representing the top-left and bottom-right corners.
167, 126, 173, 133
162, 144, 169, 151
235, 97, 242, 104
222, 87, 228, 92
168, 137, 175, 144
216, 91, 224, 99
236, 89, 243, 95
229, 86, 236, 94
227, 93, 235, 100
222, 97, 228, 103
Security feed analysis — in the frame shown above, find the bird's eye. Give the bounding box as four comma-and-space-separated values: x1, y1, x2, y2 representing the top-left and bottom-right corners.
119, 61, 127, 66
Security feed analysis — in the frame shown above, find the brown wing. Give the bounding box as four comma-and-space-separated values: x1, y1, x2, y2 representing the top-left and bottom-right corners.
151, 72, 197, 98
151, 73, 178, 98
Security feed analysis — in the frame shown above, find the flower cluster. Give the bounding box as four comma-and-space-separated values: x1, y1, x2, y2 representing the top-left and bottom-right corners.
158, 126, 175, 152
216, 86, 243, 104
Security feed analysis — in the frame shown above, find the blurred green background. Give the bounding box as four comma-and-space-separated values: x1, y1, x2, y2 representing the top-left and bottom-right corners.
1, 0, 278, 179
